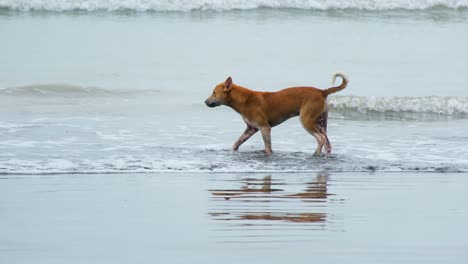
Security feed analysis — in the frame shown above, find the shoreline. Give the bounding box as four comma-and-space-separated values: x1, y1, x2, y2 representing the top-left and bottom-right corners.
1, 168, 468, 176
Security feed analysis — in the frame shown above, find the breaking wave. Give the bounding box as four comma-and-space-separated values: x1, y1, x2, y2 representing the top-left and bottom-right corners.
0, 84, 157, 97
329, 95, 468, 117
0, 0, 467, 12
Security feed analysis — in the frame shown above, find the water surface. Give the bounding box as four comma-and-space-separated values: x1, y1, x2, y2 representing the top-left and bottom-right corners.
1, 172, 467, 263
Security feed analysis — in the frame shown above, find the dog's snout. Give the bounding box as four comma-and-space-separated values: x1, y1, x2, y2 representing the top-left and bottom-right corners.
205, 99, 218, 108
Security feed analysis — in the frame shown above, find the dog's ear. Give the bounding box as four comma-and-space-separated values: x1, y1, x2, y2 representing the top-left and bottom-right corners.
224, 77, 232, 92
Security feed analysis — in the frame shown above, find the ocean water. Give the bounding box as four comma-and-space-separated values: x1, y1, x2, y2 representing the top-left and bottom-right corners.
1, 1, 468, 174
1, 1, 468, 263
1, 172, 468, 264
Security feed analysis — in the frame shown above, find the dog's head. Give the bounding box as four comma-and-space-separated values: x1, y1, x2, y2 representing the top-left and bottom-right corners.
205, 77, 233, 108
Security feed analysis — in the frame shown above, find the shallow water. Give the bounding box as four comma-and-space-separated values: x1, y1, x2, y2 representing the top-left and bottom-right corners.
1, 3, 468, 262
1, 172, 467, 263
1, 7, 468, 175
1, 88, 468, 173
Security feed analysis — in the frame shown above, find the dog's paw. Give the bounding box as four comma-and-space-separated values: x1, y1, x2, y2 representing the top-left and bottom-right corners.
313, 152, 324, 157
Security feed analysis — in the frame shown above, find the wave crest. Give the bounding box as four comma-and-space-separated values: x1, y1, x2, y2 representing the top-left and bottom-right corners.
1, 0, 467, 12
0, 84, 110, 95
0, 84, 157, 97
329, 96, 468, 116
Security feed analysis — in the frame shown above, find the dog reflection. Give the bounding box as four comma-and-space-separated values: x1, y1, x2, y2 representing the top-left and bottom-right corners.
209, 174, 330, 224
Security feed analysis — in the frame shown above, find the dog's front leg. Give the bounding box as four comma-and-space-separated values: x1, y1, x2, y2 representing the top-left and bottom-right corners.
260, 126, 272, 156
232, 126, 258, 151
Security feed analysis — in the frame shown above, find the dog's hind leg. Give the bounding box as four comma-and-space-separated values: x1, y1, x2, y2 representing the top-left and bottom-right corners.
317, 107, 332, 155
300, 103, 326, 156
232, 126, 258, 151
319, 105, 328, 132
319, 127, 332, 155
311, 131, 326, 156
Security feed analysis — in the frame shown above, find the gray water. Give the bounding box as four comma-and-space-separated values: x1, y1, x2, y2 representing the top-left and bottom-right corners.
1, 5, 468, 263
1, 172, 468, 263
1, 9, 468, 174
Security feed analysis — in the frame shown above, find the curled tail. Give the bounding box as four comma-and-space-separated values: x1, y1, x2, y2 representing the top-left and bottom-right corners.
323, 72, 348, 96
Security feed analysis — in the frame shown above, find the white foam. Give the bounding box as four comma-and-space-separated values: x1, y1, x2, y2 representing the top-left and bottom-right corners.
329, 96, 468, 115
0, 0, 467, 12
0, 84, 158, 97
0, 84, 111, 96
1, 149, 466, 175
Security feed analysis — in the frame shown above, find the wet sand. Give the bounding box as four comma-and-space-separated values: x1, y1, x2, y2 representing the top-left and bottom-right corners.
1, 172, 467, 264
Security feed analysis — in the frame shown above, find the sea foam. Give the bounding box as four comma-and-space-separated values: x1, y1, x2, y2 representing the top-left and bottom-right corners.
330, 96, 468, 116
0, 0, 467, 12
0, 84, 157, 97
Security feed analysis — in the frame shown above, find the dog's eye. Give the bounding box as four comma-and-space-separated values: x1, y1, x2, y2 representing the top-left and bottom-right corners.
213, 92, 216, 95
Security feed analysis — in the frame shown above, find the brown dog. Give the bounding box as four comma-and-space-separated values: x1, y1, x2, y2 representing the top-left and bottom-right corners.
205, 73, 348, 156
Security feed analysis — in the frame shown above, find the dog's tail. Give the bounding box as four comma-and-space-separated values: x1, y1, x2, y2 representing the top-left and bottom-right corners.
323, 72, 348, 96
